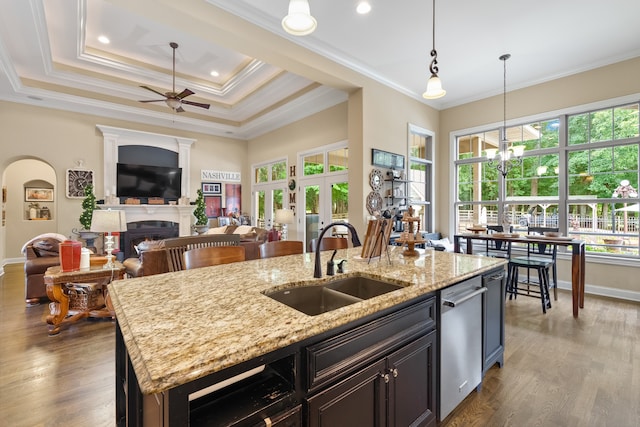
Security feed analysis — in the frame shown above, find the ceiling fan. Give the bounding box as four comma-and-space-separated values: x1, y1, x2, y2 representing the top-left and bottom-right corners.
139, 42, 210, 113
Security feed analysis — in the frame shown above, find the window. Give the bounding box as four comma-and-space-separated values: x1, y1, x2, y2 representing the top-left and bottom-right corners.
454, 102, 639, 257
252, 159, 287, 229
408, 124, 434, 231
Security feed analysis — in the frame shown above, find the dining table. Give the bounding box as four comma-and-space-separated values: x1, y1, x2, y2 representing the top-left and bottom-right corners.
453, 233, 586, 318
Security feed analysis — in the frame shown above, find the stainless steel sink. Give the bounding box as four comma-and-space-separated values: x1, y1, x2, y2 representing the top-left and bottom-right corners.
265, 286, 362, 316
324, 276, 403, 299
264, 276, 403, 316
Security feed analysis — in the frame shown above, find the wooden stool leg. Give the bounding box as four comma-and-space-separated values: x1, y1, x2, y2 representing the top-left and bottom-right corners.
544, 268, 552, 310
508, 265, 519, 300
537, 268, 547, 313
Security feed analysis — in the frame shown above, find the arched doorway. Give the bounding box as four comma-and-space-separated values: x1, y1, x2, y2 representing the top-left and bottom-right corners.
1, 159, 57, 262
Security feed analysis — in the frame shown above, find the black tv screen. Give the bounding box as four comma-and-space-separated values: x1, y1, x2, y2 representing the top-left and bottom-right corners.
116, 163, 182, 199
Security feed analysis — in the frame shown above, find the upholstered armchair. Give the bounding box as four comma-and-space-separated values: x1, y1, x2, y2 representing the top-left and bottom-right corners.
22, 233, 67, 306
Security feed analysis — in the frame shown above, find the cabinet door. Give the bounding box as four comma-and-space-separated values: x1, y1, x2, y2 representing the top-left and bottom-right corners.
387, 332, 436, 427
307, 359, 386, 427
483, 269, 506, 376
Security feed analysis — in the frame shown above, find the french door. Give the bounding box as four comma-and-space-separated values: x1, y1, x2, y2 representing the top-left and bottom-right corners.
297, 143, 349, 250
254, 184, 284, 230
300, 174, 349, 251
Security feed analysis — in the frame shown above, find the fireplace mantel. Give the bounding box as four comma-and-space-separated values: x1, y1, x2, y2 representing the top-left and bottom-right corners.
96, 125, 196, 199
103, 204, 194, 236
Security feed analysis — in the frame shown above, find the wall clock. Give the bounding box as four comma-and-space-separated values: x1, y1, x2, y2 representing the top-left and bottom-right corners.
66, 169, 94, 198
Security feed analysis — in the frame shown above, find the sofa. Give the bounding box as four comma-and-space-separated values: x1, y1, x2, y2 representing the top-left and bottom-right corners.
22, 233, 67, 306
123, 225, 269, 278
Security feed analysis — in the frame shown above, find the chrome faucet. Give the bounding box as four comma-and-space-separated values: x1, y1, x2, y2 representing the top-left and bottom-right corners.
314, 221, 362, 278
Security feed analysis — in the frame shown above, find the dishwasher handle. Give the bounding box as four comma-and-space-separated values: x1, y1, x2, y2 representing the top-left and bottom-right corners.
442, 287, 488, 307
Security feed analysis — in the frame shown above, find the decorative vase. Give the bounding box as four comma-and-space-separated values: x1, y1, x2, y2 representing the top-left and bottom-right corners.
72, 228, 100, 251
501, 214, 511, 233
193, 224, 209, 235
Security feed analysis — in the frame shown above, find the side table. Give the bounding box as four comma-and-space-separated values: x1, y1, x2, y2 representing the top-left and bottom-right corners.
44, 262, 125, 335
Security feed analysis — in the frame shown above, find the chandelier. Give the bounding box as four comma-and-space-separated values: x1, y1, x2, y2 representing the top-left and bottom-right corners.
486, 54, 525, 177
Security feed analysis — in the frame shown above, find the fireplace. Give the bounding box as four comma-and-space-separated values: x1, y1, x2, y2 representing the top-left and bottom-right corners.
123, 220, 179, 259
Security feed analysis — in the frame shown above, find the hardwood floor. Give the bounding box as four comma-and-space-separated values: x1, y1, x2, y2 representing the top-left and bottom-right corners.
1, 263, 638, 426
0, 264, 115, 426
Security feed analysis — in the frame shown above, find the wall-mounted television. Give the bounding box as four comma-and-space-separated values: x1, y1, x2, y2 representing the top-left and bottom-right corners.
116, 163, 182, 199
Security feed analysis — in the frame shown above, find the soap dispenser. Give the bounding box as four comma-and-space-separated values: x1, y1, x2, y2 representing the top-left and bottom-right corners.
326, 250, 337, 276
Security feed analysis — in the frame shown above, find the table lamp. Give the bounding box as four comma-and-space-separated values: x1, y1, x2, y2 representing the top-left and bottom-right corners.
275, 208, 295, 240
90, 209, 127, 269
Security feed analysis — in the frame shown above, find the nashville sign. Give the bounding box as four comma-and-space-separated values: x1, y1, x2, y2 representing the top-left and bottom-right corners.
201, 170, 241, 182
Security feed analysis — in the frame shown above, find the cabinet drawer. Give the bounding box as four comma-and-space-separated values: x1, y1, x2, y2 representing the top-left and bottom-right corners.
306, 297, 435, 392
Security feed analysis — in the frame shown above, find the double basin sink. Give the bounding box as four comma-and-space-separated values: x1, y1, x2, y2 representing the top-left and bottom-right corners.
263, 276, 403, 316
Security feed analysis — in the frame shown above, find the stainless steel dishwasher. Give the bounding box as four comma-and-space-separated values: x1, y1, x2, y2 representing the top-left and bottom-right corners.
439, 276, 487, 420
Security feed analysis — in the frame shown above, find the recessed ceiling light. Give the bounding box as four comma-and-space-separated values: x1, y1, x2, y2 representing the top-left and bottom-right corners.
210, 70, 220, 77
98, 35, 110, 44
356, 1, 371, 14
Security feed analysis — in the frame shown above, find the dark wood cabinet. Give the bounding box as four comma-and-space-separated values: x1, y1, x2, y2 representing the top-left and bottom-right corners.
482, 268, 506, 376
388, 332, 436, 427
116, 295, 441, 427
306, 298, 437, 427
307, 359, 386, 427
307, 332, 436, 427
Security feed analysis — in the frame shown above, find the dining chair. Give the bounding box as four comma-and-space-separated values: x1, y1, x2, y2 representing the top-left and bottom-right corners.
164, 234, 240, 271
259, 240, 304, 259
506, 226, 559, 313
183, 246, 246, 270
309, 237, 348, 252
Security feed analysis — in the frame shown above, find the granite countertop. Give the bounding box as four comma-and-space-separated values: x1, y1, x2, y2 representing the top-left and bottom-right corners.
109, 246, 506, 394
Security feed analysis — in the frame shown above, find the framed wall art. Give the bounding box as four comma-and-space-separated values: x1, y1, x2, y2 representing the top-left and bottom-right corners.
202, 182, 222, 195
225, 183, 241, 215
66, 169, 94, 198
25, 188, 54, 202
204, 196, 222, 218
371, 149, 405, 170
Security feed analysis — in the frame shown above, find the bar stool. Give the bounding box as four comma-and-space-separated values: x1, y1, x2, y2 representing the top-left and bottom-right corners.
507, 257, 553, 313
506, 228, 558, 313
484, 225, 512, 258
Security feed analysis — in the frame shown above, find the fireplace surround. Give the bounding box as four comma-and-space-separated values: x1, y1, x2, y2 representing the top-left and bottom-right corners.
97, 125, 197, 238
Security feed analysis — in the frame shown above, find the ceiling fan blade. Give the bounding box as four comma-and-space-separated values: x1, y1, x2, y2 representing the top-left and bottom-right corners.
140, 85, 168, 97
181, 100, 211, 109
138, 99, 166, 103
176, 89, 195, 99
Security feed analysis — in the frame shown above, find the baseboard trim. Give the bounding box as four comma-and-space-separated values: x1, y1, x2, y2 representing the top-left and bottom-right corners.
557, 280, 640, 302
1, 258, 24, 277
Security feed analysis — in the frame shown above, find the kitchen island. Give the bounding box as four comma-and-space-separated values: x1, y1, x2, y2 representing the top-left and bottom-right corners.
110, 247, 506, 426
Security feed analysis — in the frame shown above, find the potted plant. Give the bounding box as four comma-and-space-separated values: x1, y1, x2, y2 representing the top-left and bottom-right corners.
73, 184, 100, 246
192, 189, 209, 234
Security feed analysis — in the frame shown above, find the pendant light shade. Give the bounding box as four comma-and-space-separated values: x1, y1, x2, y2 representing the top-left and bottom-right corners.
423, 74, 446, 99
282, 0, 317, 36
422, 0, 445, 99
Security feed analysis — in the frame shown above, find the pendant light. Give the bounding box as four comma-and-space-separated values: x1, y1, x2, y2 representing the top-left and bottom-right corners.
423, 0, 446, 99
282, 0, 317, 36
486, 54, 525, 177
